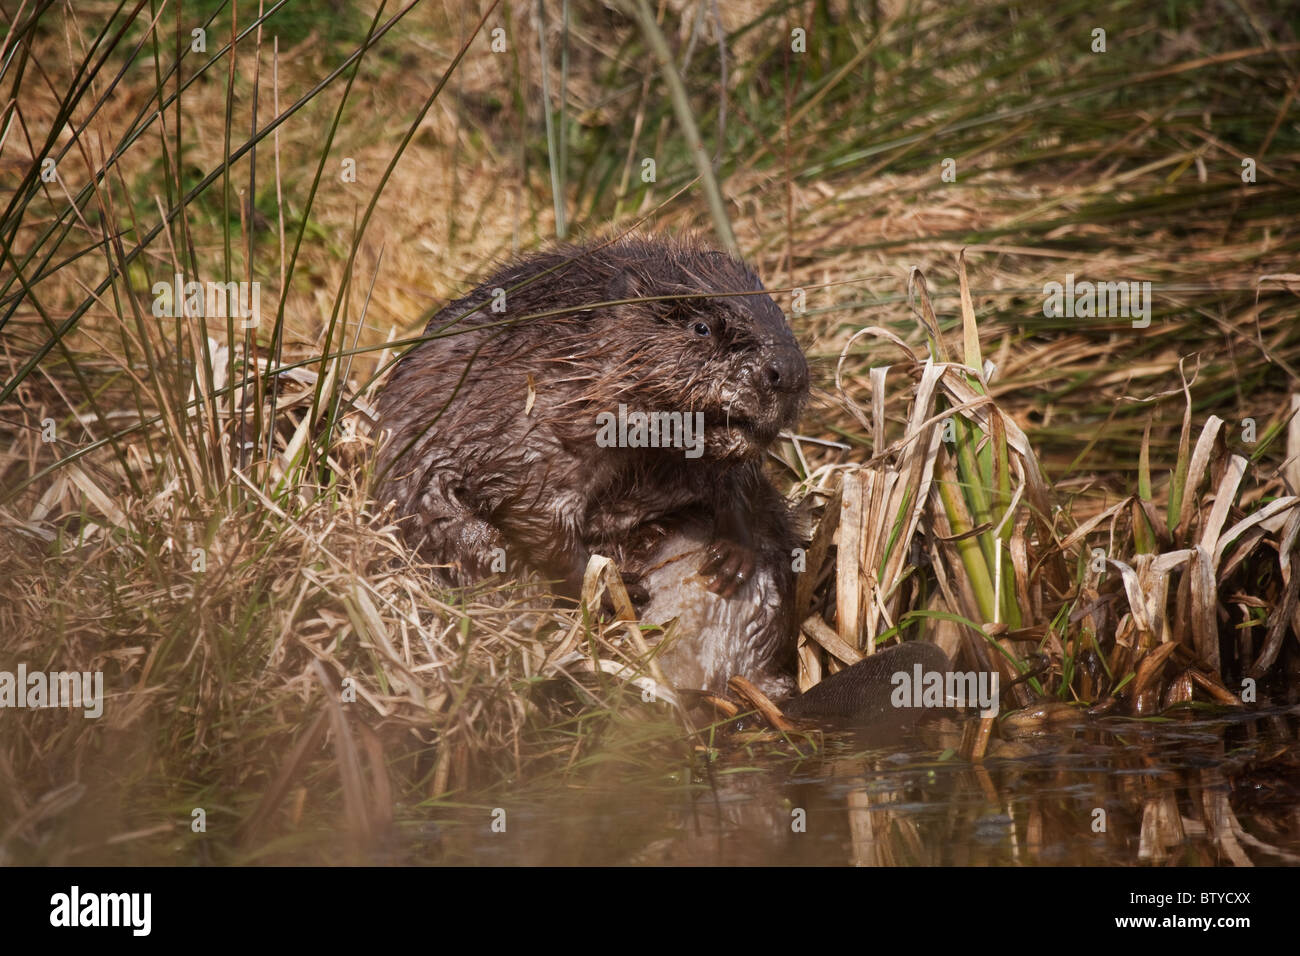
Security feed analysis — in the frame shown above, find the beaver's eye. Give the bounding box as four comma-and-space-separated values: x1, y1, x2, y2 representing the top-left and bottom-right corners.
693, 321, 711, 337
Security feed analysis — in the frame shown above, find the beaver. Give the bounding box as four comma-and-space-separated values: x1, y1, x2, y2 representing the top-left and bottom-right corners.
375, 233, 952, 720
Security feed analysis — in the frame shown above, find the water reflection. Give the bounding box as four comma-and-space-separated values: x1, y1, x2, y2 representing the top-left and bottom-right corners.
429, 705, 1300, 865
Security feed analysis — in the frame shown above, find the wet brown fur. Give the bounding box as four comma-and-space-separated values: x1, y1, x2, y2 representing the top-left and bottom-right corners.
375, 233, 809, 694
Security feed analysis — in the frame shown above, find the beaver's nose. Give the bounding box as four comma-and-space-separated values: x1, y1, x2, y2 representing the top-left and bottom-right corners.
760, 348, 809, 395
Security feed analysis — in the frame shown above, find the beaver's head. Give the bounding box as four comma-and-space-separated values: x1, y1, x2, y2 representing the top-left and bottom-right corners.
581, 237, 809, 462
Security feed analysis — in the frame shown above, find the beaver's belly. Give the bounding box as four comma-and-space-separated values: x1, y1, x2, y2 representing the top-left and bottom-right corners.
628, 521, 956, 728
631, 520, 797, 701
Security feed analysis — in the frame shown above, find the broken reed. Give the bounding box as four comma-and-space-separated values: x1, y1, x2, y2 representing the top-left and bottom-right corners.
817, 256, 1063, 712
824, 256, 1299, 715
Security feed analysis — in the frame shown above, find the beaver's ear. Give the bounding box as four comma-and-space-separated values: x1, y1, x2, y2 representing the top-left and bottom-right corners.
603, 270, 676, 323
703, 249, 764, 291
605, 270, 695, 323
605, 269, 644, 307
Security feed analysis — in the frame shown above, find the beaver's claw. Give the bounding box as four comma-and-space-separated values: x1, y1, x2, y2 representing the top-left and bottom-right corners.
701, 540, 756, 599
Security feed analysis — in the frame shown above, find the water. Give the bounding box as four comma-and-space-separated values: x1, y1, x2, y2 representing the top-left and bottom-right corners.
421, 704, 1300, 865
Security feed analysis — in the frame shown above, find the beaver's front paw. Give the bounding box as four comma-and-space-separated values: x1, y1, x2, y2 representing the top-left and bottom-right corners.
598, 572, 650, 619
625, 573, 650, 606
700, 540, 756, 599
